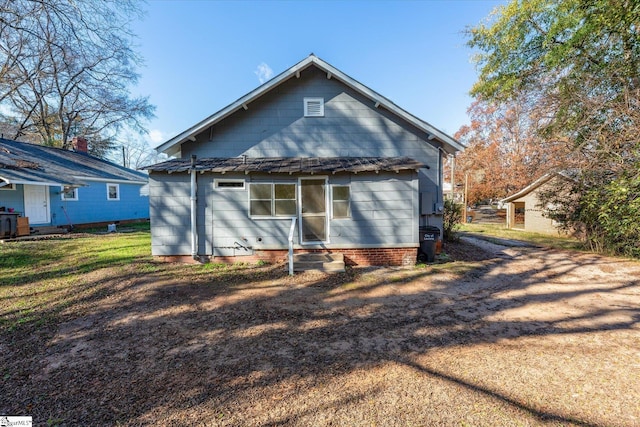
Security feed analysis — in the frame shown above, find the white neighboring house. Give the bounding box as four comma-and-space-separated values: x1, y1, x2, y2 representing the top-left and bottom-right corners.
501, 172, 574, 235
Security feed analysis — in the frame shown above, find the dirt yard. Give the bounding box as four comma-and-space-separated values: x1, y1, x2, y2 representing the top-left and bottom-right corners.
1, 237, 639, 426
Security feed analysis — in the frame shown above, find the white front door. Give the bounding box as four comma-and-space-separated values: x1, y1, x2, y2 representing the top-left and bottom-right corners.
24, 185, 50, 224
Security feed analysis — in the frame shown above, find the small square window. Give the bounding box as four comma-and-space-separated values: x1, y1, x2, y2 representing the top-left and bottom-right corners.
215, 179, 245, 190
107, 183, 120, 201
304, 97, 324, 117
61, 186, 78, 201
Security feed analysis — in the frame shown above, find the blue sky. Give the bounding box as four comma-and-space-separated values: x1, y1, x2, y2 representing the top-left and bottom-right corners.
134, 0, 505, 149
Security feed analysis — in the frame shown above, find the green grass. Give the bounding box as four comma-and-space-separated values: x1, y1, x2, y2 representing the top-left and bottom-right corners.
0, 228, 153, 331
0, 224, 273, 332
0, 232, 152, 286
459, 223, 583, 251
73, 220, 151, 234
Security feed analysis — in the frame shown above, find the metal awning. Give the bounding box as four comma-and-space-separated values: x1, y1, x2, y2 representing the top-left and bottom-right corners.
144, 156, 425, 175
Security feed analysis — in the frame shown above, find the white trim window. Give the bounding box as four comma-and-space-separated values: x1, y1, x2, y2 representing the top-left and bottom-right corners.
215, 179, 245, 190
106, 183, 120, 201
304, 97, 324, 117
61, 186, 79, 201
331, 185, 351, 219
249, 182, 296, 218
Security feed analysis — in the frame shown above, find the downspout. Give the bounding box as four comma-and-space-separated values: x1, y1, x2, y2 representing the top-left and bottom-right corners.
190, 154, 198, 260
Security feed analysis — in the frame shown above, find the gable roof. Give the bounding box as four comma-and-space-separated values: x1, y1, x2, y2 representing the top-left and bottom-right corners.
156, 54, 464, 157
501, 171, 577, 203
145, 156, 424, 175
0, 138, 148, 187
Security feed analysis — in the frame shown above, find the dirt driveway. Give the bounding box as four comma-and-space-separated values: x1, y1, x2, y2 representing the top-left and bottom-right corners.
2, 238, 639, 426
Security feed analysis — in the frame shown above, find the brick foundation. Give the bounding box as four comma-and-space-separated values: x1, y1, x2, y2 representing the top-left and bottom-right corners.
156, 247, 419, 267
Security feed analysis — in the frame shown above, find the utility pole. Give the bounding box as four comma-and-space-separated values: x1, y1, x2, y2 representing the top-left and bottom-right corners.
450, 154, 455, 201
464, 172, 469, 222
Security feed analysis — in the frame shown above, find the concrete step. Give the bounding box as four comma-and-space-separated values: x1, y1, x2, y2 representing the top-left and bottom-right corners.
293, 253, 344, 263
291, 253, 345, 273
31, 226, 69, 235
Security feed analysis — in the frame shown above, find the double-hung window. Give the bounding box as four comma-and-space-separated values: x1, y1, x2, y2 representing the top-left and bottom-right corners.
107, 183, 120, 201
61, 186, 78, 201
250, 183, 296, 217
331, 185, 351, 218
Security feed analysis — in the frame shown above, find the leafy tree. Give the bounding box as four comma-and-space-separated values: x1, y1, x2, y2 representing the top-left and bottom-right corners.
0, 0, 154, 157
468, 0, 639, 171
466, 0, 640, 256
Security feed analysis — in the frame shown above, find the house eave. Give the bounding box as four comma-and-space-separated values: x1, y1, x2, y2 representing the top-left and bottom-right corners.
0, 173, 85, 188
155, 57, 320, 155
501, 174, 555, 203
0, 178, 73, 187
155, 55, 464, 156
71, 176, 148, 185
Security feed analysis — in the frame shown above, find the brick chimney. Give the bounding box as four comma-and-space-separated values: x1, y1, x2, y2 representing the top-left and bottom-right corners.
72, 136, 88, 153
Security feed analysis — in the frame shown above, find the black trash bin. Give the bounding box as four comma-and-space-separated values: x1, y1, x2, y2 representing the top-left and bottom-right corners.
418, 226, 440, 262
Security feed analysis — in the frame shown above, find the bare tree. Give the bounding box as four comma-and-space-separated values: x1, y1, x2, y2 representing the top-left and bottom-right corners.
453, 94, 568, 204
0, 0, 154, 156
115, 131, 167, 170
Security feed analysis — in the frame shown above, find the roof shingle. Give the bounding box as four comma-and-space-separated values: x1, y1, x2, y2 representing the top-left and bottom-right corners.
0, 138, 148, 186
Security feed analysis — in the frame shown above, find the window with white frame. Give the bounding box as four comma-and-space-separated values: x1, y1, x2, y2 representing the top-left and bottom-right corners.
304, 97, 324, 117
332, 185, 351, 218
215, 179, 245, 190
106, 183, 120, 201
249, 182, 296, 217
61, 186, 78, 201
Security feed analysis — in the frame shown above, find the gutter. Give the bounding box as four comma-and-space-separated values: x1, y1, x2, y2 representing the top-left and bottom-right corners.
190, 155, 198, 260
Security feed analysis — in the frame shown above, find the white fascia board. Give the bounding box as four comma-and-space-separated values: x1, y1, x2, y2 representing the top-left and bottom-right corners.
72, 176, 147, 185
501, 173, 554, 203
308, 57, 465, 153
0, 178, 69, 187
0, 173, 80, 187
155, 54, 464, 155
155, 56, 320, 154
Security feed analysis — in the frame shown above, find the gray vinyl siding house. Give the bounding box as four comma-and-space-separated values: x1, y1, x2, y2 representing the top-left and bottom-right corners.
146, 55, 463, 266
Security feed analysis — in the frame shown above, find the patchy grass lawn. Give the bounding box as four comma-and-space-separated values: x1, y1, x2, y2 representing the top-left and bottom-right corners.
1, 230, 639, 426
460, 223, 584, 251
0, 230, 153, 332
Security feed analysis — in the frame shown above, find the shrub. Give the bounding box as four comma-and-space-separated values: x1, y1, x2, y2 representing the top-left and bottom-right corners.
542, 169, 640, 258
443, 199, 463, 241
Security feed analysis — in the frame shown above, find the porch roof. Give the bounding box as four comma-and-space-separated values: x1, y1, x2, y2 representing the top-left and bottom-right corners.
143, 156, 425, 175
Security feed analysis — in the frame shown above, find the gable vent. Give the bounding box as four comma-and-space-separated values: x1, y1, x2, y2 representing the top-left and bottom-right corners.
304, 97, 324, 117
